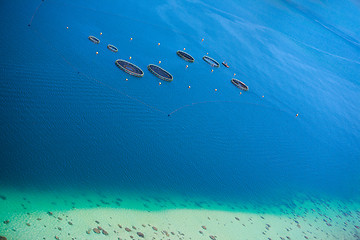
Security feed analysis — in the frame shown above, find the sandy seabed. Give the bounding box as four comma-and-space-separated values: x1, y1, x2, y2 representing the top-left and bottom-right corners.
0, 187, 359, 240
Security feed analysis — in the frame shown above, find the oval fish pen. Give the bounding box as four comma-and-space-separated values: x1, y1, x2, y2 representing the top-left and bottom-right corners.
176, 50, 195, 62
115, 59, 144, 77
231, 78, 249, 91
107, 44, 118, 52
203, 56, 220, 67
147, 64, 173, 82
88, 36, 100, 44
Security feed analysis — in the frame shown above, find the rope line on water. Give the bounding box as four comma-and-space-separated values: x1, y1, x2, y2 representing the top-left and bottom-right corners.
31, 28, 168, 115
168, 100, 294, 117
28, 0, 44, 27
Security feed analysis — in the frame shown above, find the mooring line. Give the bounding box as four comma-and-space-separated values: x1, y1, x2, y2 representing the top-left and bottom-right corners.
31, 28, 168, 115
168, 100, 294, 117
28, 0, 44, 27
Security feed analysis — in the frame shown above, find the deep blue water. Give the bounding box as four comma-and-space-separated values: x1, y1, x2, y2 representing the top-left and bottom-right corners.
0, 0, 359, 204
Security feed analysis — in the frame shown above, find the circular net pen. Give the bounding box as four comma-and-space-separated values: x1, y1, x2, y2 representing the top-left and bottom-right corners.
115, 59, 144, 77
231, 78, 249, 91
107, 44, 118, 52
176, 50, 195, 62
202, 56, 220, 67
88, 36, 100, 44
147, 64, 173, 82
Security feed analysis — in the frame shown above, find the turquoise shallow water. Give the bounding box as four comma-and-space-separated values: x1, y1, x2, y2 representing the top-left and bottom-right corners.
0, 0, 360, 209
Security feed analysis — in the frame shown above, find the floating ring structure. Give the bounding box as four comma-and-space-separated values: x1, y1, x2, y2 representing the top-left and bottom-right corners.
147, 64, 173, 82
107, 44, 118, 52
88, 36, 100, 44
115, 59, 144, 77
231, 78, 249, 91
203, 56, 220, 67
176, 50, 195, 62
